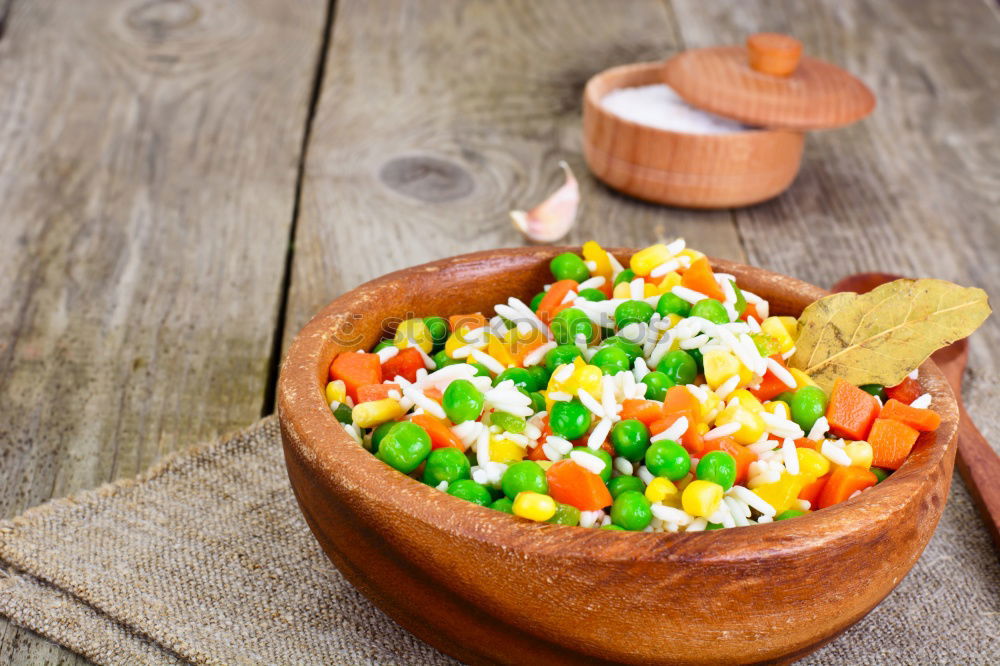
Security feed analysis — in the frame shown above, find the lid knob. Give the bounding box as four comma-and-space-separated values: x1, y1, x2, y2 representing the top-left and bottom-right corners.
747, 33, 802, 77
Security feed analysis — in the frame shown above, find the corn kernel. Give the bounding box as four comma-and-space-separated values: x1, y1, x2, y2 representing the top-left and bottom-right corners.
325, 380, 347, 405
487, 333, 514, 367
535, 460, 554, 471
682, 480, 724, 518
645, 477, 678, 503
764, 400, 790, 419
613, 282, 632, 299
582, 241, 613, 279
715, 404, 766, 444
775, 316, 798, 337
696, 422, 710, 436
665, 313, 684, 329
630, 244, 673, 277
751, 473, 805, 513
512, 491, 557, 521
844, 440, 874, 469
490, 437, 526, 463
352, 398, 406, 428
760, 317, 795, 354
394, 318, 434, 353
789, 368, 818, 389
674, 472, 694, 493
643, 283, 658, 298
656, 271, 682, 294
444, 327, 472, 358
704, 350, 743, 390
677, 248, 705, 264
730, 389, 764, 413
796, 447, 830, 479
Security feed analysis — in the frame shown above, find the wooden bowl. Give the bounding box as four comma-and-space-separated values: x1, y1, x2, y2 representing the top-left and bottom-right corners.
582, 62, 805, 209
278, 248, 958, 665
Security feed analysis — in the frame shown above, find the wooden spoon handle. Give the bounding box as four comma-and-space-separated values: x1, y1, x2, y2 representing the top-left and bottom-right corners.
954, 403, 1000, 551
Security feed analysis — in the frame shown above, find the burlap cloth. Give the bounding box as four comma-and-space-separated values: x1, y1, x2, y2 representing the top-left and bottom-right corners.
0, 416, 996, 665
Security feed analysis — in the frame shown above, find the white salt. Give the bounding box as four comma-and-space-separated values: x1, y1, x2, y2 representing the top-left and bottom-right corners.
601, 84, 751, 135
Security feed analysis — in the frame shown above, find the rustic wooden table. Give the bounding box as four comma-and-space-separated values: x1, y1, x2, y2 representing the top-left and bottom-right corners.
1, 0, 997, 662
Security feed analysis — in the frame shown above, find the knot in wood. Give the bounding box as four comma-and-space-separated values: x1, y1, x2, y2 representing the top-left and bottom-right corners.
379, 155, 474, 203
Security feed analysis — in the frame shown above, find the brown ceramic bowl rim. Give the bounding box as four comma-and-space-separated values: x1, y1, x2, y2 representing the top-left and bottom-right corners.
584, 61, 800, 139
278, 247, 958, 564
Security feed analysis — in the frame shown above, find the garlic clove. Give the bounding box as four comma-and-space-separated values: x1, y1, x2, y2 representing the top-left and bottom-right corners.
510, 161, 578, 244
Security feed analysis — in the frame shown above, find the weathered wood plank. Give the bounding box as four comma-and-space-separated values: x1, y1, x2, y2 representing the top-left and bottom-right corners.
284, 0, 745, 349
668, 0, 1000, 442
0, 0, 328, 661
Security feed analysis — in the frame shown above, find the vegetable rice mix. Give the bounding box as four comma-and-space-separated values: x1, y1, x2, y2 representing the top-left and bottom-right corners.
324, 241, 942, 531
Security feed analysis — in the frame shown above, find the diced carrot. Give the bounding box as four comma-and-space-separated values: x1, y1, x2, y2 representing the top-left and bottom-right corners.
885, 376, 921, 405
650, 413, 703, 455
680, 257, 726, 302
356, 383, 401, 404
597, 281, 613, 299
546, 459, 613, 510
620, 399, 664, 426
794, 437, 818, 450
381, 347, 425, 383
868, 418, 920, 470
409, 413, 465, 450
528, 417, 553, 461
535, 280, 579, 326
817, 466, 878, 509
507, 328, 548, 367
740, 303, 760, 322
448, 312, 487, 332
879, 399, 941, 432
798, 474, 829, 504
703, 437, 754, 484
749, 354, 794, 402
423, 387, 443, 403
825, 378, 881, 441
663, 386, 701, 418
329, 352, 382, 402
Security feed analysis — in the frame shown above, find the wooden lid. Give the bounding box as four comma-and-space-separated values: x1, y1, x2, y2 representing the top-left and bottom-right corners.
663, 33, 876, 130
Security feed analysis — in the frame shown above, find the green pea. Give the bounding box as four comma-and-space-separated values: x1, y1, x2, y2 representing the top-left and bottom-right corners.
550, 252, 590, 282
527, 391, 546, 413
610, 419, 651, 462
871, 467, 891, 483
525, 365, 551, 392
645, 439, 690, 481
494, 367, 533, 391
591, 346, 631, 375
470, 363, 492, 378
600, 336, 643, 365
422, 448, 471, 486
860, 384, 887, 401
690, 299, 730, 324
447, 479, 492, 506
705, 522, 724, 530
775, 509, 807, 521
370, 420, 397, 454
501, 461, 548, 499
529, 292, 546, 312
655, 292, 691, 318
774, 391, 795, 406
547, 502, 581, 526
640, 371, 674, 401
656, 349, 698, 385
545, 344, 583, 371
696, 451, 737, 490
423, 316, 450, 352
373, 339, 395, 352
610, 490, 652, 531
331, 402, 353, 424
730, 280, 747, 317
490, 497, 514, 514
607, 475, 644, 499
790, 386, 828, 432
750, 332, 779, 358
577, 288, 606, 302
549, 400, 592, 440
613, 269, 636, 286
433, 349, 458, 368
376, 422, 432, 473
491, 410, 526, 434
442, 379, 485, 423
615, 300, 655, 329
687, 347, 704, 373
602, 524, 626, 531
551, 308, 594, 345
571, 447, 612, 482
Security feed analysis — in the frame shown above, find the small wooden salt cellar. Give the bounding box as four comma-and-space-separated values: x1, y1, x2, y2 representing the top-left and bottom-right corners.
583, 33, 875, 208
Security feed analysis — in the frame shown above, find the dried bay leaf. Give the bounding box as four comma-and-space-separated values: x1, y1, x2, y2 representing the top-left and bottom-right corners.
790, 279, 991, 391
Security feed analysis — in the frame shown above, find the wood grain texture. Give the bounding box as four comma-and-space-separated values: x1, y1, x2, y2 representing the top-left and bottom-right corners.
283, 0, 745, 354
0, 0, 327, 661
278, 248, 958, 665
668, 0, 1000, 458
